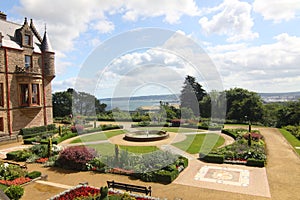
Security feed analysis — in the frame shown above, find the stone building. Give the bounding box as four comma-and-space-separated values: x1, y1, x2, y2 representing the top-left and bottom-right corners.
0, 12, 55, 136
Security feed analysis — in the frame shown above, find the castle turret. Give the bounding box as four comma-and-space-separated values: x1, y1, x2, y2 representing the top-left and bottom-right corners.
41, 30, 55, 79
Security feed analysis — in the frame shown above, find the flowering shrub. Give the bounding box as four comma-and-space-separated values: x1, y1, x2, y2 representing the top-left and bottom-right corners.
0, 177, 31, 186
56, 146, 97, 170
71, 125, 84, 133
243, 132, 263, 141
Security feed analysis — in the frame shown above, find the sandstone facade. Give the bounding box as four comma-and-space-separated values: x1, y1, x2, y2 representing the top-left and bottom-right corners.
0, 12, 55, 135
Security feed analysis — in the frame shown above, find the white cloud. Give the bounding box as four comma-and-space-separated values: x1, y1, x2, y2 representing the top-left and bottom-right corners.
199, 0, 258, 42
122, 0, 200, 24
253, 0, 300, 23
52, 77, 76, 92
208, 33, 300, 92
93, 20, 115, 33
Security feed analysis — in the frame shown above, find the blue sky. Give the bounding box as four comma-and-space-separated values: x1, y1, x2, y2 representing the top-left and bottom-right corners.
1, 0, 300, 98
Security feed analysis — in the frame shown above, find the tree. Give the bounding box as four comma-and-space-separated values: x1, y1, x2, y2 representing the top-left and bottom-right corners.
225, 88, 263, 123
180, 75, 207, 116
52, 88, 106, 118
276, 100, 300, 127
52, 90, 72, 117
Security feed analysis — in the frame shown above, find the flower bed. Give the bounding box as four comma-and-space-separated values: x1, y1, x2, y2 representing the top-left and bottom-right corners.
49, 185, 159, 200
0, 177, 31, 186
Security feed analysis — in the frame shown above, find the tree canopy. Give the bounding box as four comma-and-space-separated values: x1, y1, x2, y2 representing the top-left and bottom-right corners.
180, 75, 206, 116
52, 88, 106, 117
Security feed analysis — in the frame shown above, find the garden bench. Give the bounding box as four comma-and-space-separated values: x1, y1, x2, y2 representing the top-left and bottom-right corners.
107, 180, 152, 196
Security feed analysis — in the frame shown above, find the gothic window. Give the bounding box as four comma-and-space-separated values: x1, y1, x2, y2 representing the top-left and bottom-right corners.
31, 84, 39, 104
24, 34, 31, 45
20, 84, 40, 106
20, 84, 29, 106
25, 55, 32, 69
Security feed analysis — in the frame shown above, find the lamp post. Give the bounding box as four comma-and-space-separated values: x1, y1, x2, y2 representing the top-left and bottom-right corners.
245, 115, 251, 132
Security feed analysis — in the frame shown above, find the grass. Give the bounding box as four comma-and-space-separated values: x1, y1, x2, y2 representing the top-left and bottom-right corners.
279, 128, 300, 155
172, 133, 225, 154
119, 145, 158, 153
0, 183, 8, 191
70, 130, 126, 144
87, 143, 158, 156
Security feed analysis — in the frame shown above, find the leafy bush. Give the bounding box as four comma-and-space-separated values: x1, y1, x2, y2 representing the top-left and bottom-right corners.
29, 144, 48, 158
284, 125, 300, 140
246, 158, 265, 167
0, 163, 27, 181
27, 171, 42, 179
56, 146, 97, 171
6, 150, 32, 162
4, 185, 24, 200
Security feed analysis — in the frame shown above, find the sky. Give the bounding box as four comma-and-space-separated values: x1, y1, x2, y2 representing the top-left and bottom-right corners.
1, 0, 300, 98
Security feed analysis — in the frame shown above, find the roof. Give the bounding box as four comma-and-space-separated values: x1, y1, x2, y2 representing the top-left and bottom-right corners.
0, 18, 44, 53
41, 31, 54, 52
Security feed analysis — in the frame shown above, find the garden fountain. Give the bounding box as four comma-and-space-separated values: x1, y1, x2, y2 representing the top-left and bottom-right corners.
124, 130, 169, 142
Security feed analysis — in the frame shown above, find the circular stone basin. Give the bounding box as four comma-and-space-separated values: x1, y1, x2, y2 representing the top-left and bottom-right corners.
124, 130, 169, 142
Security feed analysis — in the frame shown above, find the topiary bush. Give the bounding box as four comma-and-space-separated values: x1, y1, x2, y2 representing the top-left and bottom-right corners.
4, 185, 24, 200
27, 171, 42, 179
56, 146, 97, 171
246, 158, 265, 167
6, 150, 32, 162
200, 154, 224, 164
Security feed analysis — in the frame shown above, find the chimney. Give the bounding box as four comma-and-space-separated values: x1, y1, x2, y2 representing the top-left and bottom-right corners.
0, 12, 7, 21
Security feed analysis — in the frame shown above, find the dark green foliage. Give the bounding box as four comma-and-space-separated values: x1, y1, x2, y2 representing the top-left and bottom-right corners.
20, 124, 57, 139
29, 144, 48, 158
180, 75, 206, 116
27, 171, 42, 179
246, 158, 265, 167
276, 100, 300, 127
99, 186, 108, 200
225, 88, 264, 123
6, 150, 32, 162
200, 154, 224, 164
221, 129, 238, 139
283, 125, 300, 140
4, 185, 24, 200
155, 168, 179, 183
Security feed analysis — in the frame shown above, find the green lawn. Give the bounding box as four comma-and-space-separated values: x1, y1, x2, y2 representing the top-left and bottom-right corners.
70, 130, 126, 144
119, 145, 158, 153
279, 128, 300, 155
172, 133, 225, 154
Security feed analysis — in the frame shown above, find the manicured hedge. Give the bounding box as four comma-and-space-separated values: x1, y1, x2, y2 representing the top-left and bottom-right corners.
27, 171, 42, 179
221, 129, 238, 139
246, 158, 265, 167
200, 154, 224, 164
20, 124, 57, 139
155, 169, 179, 183
6, 150, 32, 161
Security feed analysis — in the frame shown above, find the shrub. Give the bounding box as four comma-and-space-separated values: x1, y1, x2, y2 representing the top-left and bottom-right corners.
71, 125, 84, 133
6, 150, 32, 162
56, 146, 97, 171
27, 171, 42, 179
19, 124, 57, 138
0, 164, 27, 181
200, 154, 224, 164
155, 169, 179, 183
4, 185, 24, 200
246, 158, 265, 167
243, 132, 263, 141
29, 144, 48, 158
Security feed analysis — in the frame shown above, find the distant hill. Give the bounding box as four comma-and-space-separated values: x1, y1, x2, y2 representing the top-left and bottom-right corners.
100, 91, 300, 110
259, 91, 300, 103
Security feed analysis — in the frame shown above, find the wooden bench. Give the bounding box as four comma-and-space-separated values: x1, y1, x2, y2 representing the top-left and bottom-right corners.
107, 180, 151, 196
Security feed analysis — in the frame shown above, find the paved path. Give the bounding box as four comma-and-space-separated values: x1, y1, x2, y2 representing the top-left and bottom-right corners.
160, 145, 196, 160
35, 180, 73, 189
